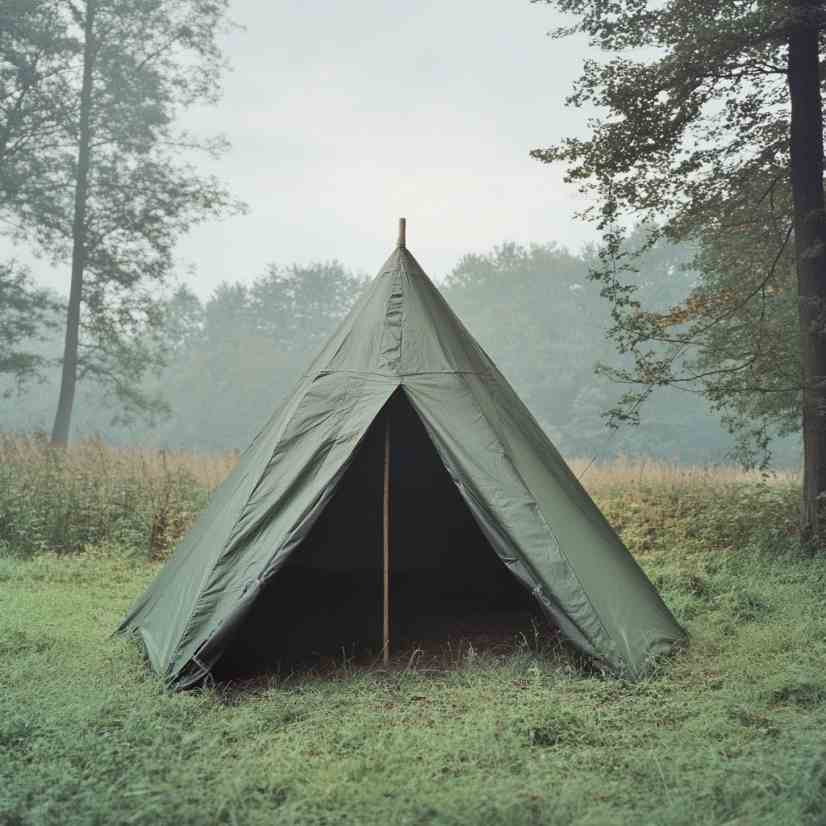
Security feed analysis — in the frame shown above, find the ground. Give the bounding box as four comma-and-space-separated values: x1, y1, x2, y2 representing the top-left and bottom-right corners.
2, 456, 826, 825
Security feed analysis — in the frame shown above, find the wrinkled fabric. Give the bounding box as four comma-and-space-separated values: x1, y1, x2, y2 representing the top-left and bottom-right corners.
117, 245, 686, 688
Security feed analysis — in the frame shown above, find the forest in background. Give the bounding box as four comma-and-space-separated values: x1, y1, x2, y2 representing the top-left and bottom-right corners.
0, 236, 801, 466
3, 0, 817, 482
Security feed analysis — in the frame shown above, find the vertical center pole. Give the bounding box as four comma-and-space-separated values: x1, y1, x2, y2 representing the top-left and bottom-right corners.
382, 416, 391, 666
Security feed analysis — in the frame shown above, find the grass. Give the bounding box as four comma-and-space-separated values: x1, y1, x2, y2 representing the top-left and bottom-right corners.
0, 435, 235, 558
0, 435, 799, 560
2, 444, 826, 825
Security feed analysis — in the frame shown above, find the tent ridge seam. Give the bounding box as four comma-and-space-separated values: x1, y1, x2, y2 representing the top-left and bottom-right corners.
399, 250, 407, 368
313, 369, 494, 378
388, 267, 404, 373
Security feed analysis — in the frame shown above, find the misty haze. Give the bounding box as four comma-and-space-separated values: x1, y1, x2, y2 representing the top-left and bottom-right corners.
2, 2, 824, 825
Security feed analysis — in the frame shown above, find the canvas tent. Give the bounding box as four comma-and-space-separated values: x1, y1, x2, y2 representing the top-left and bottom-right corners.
118, 223, 685, 688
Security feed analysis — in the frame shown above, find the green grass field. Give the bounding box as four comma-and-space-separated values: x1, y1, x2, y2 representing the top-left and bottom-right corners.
2, 450, 826, 825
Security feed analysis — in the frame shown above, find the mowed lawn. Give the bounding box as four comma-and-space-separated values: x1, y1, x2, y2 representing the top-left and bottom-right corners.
3, 475, 826, 826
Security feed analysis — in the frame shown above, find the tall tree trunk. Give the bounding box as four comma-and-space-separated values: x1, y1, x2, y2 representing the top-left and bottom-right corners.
788, 0, 826, 547
50, 0, 96, 446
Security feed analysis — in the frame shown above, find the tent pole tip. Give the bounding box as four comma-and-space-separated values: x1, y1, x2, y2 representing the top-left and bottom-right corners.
398, 217, 406, 248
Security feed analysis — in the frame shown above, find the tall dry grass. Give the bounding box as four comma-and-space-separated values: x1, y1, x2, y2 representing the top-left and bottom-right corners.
569, 455, 799, 494
0, 435, 236, 557
0, 435, 800, 558
0, 434, 237, 492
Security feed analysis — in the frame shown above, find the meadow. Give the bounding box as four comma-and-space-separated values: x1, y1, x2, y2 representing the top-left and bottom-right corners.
2, 437, 825, 825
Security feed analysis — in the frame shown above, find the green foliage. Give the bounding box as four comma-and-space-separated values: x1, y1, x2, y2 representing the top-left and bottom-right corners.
0, 436, 209, 558
0, 261, 61, 389
532, 0, 811, 462
0, 0, 244, 428
249, 261, 368, 353
444, 242, 603, 431
601, 478, 799, 557
2, 475, 826, 825
442, 239, 774, 461
0, 0, 74, 195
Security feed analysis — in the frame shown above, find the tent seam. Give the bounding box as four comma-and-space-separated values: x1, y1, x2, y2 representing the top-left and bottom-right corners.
314, 369, 494, 378
380, 255, 404, 373
394, 264, 403, 371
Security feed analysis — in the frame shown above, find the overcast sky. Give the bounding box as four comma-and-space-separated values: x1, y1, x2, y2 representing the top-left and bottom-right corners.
24, 0, 600, 298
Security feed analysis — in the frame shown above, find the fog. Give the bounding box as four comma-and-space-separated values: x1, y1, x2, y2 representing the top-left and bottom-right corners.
1, 1, 800, 466
3, 239, 801, 467
6, 0, 597, 297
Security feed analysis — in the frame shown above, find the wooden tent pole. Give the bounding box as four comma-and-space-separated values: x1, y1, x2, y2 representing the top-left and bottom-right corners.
383, 417, 391, 665
382, 216, 403, 666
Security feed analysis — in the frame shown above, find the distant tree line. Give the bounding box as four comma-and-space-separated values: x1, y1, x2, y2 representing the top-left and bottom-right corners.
0, 240, 801, 465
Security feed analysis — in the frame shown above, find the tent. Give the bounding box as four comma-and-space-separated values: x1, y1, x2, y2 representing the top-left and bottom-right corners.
117, 222, 685, 688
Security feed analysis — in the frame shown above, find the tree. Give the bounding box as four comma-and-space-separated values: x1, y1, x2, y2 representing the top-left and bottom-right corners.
444, 242, 601, 431
532, 0, 826, 542
0, 1, 72, 200
0, 0, 243, 445
249, 261, 367, 354
147, 261, 365, 450
441, 238, 738, 461
0, 261, 60, 393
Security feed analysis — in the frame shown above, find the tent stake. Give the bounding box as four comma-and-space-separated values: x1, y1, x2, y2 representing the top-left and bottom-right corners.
383, 416, 391, 666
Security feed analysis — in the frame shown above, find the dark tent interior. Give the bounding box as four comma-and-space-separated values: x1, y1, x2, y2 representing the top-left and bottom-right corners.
213, 390, 551, 679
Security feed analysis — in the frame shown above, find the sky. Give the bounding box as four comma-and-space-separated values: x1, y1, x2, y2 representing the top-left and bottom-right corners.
21, 0, 600, 298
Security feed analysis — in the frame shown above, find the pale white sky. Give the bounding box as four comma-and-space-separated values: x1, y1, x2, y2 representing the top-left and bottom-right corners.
19, 0, 599, 298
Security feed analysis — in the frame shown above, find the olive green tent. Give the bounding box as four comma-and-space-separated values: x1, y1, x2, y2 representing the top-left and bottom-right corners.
118, 225, 685, 688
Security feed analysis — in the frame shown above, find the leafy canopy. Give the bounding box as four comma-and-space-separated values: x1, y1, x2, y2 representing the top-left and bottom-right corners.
0, 0, 244, 420
0, 261, 60, 392
532, 0, 809, 463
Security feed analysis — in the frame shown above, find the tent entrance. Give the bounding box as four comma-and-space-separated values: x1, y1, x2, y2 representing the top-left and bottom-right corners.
213, 390, 551, 679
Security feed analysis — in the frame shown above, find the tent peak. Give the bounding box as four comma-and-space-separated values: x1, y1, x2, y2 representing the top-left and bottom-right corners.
397, 217, 406, 248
